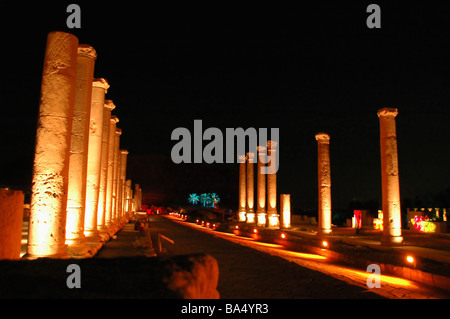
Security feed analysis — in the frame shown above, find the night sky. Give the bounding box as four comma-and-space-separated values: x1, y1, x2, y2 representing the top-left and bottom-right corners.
1, 2, 450, 214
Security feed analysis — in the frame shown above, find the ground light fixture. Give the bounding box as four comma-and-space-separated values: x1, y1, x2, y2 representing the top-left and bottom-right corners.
322, 240, 329, 248
281, 233, 286, 239
406, 255, 415, 264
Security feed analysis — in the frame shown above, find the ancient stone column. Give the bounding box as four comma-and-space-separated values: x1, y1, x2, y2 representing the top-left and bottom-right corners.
256, 146, 267, 226
119, 149, 129, 223
315, 133, 332, 235
378, 108, 403, 245
246, 152, 255, 224
280, 194, 291, 229
238, 155, 247, 222
97, 100, 115, 238
84, 78, 109, 242
105, 116, 119, 230
65, 44, 97, 256
27, 31, 78, 258
0, 190, 24, 260
134, 184, 141, 212
266, 140, 279, 228
111, 128, 122, 227
125, 179, 132, 219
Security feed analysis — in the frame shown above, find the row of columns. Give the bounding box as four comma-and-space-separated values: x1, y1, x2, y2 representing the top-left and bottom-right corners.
237, 108, 403, 246
26, 31, 141, 259
238, 140, 289, 229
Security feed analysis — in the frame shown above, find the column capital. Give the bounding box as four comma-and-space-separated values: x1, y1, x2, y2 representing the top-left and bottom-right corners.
93, 78, 110, 93
267, 140, 277, 150
377, 108, 398, 118
315, 132, 330, 143
104, 99, 116, 111
257, 146, 266, 154
115, 128, 122, 136
110, 115, 119, 124
238, 155, 246, 163
77, 44, 97, 60
120, 149, 129, 155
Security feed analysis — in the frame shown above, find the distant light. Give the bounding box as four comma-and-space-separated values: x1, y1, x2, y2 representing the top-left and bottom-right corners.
406, 256, 414, 263
322, 240, 328, 248
235, 225, 239, 229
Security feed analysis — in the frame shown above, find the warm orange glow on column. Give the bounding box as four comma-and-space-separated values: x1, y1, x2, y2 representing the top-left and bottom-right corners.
112, 128, 122, 227
378, 108, 403, 245
134, 184, 141, 212
84, 78, 109, 241
119, 149, 129, 223
97, 100, 115, 237
105, 116, 119, 230
125, 179, 132, 219
280, 194, 291, 229
0, 190, 24, 260
238, 155, 247, 222
246, 152, 255, 224
256, 146, 267, 226
65, 45, 97, 256
27, 32, 78, 258
315, 133, 332, 235
266, 140, 279, 228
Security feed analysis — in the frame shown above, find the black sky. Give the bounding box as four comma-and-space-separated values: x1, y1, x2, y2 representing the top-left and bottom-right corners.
1, 2, 450, 211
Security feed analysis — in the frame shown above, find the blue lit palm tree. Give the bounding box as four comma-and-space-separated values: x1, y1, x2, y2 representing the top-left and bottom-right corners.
200, 193, 210, 207
210, 193, 220, 208
188, 193, 200, 205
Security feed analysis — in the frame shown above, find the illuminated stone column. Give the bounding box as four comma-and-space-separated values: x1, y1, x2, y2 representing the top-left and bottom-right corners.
111, 128, 122, 229
27, 32, 78, 258
246, 152, 256, 224
315, 133, 332, 235
0, 190, 24, 260
119, 149, 129, 223
378, 108, 403, 245
266, 141, 279, 228
97, 100, 115, 238
134, 184, 141, 212
256, 146, 267, 226
105, 116, 119, 230
125, 179, 132, 219
280, 194, 291, 229
65, 44, 97, 256
84, 78, 109, 241
238, 155, 247, 222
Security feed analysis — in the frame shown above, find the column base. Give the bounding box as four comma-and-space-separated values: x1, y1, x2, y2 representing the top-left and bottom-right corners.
238, 211, 247, 222
266, 213, 280, 228
381, 235, 404, 246
318, 228, 332, 235
256, 212, 266, 227
246, 212, 256, 224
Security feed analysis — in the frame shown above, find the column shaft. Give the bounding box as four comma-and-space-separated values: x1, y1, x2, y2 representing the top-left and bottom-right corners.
246, 152, 255, 223
266, 140, 279, 227
97, 100, 115, 236
105, 116, 119, 229
238, 155, 247, 222
84, 78, 109, 241
280, 194, 291, 229
256, 146, 267, 226
119, 149, 129, 222
112, 128, 122, 226
27, 31, 78, 258
315, 133, 332, 235
378, 108, 403, 245
65, 45, 97, 255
